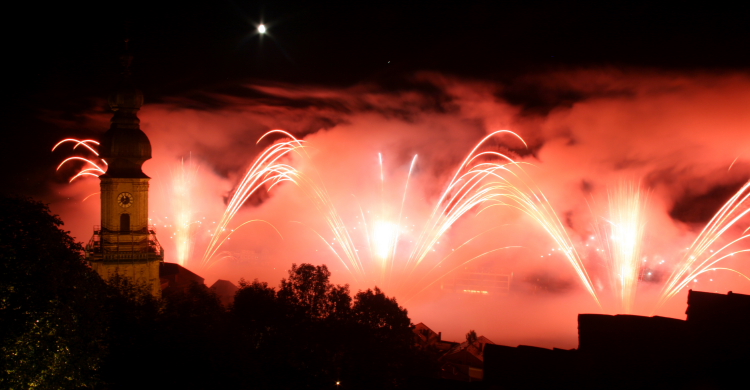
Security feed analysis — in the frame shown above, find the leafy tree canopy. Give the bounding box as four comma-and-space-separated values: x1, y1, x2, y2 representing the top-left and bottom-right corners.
0, 195, 108, 390
353, 287, 411, 334
278, 263, 350, 320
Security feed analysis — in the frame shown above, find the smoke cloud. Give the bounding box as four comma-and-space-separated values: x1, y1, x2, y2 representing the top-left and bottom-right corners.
49, 69, 750, 348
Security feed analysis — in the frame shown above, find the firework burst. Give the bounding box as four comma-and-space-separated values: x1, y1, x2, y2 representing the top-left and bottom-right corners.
657, 180, 750, 308
171, 156, 201, 267
53, 131, 606, 306
600, 181, 649, 313
199, 130, 303, 268
281, 130, 602, 304
394, 130, 601, 305
52, 139, 107, 182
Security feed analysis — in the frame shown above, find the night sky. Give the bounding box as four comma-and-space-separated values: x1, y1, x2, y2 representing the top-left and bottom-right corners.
7, 1, 750, 195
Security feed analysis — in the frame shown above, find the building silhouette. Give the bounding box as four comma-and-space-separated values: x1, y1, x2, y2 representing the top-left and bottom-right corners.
210, 279, 239, 306
159, 262, 205, 296
414, 323, 496, 382
484, 290, 750, 389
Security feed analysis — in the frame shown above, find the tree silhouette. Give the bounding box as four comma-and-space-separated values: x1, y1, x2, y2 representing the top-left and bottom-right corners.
233, 278, 279, 325
0, 195, 109, 389
0, 204, 436, 390
353, 287, 411, 334
278, 263, 350, 320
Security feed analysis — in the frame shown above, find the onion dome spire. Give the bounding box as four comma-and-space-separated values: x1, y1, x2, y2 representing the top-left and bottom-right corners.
99, 38, 152, 178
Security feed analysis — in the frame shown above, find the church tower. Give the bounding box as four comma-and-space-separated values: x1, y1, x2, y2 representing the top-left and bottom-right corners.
86, 46, 164, 296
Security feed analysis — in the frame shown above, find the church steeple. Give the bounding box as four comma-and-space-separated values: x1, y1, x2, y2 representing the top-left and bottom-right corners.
85, 38, 164, 297
99, 39, 152, 179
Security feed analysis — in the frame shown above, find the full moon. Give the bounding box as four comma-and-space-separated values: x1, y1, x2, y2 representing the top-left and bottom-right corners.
258, 24, 266, 34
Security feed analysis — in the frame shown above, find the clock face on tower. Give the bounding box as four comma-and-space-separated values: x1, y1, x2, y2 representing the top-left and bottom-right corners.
117, 192, 134, 208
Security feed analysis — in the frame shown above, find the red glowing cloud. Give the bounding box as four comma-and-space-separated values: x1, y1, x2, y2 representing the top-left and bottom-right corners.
48, 69, 750, 348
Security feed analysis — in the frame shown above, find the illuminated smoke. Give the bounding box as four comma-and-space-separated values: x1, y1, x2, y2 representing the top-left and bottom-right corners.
48, 69, 750, 346
197, 128, 603, 304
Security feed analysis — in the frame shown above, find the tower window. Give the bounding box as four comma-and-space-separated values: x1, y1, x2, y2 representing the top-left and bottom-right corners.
120, 213, 131, 233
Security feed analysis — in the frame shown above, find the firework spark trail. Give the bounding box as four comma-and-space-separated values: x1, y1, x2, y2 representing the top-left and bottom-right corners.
355, 203, 375, 269
401, 130, 601, 305
603, 182, 648, 314
694, 267, 750, 283
82, 192, 100, 202
200, 130, 306, 268
56, 157, 107, 181
405, 246, 521, 302
286, 168, 366, 280
728, 156, 740, 171
290, 129, 601, 303
202, 219, 284, 270
52, 139, 101, 155
401, 225, 511, 301
343, 154, 419, 286
482, 168, 601, 306
291, 220, 355, 272
271, 147, 503, 290
69, 171, 102, 181
390, 155, 419, 278
54, 132, 602, 305
53, 139, 108, 182
404, 131, 532, 272
657, 180, 750, 308
201, 129, 601, 303
405, 131, 522, 271
172, 157, 200, 267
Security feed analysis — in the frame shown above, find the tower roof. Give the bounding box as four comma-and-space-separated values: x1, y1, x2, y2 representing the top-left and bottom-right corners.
99, 39, 152, 178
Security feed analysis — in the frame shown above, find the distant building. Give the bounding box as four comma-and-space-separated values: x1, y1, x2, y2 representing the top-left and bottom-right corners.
686, 289, 750, 353
439, 335, 495, 382
413, 322, 456, 353
210, 279, 239, 306
414, 322, 442, 346
412, 323, 495, 382
484, 290, 750, 389
484, 344, 578, 388
577, 313, 688, 354
159, 262, 205, 296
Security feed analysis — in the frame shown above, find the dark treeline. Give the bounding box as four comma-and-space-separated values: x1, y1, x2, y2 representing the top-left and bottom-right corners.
0, 195, 437, 389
